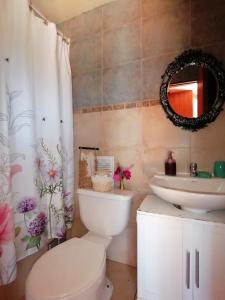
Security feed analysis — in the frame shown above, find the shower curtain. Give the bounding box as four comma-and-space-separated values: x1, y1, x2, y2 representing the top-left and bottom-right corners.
0, 0, 74, 285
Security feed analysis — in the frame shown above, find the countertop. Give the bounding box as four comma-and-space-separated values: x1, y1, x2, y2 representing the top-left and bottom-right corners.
137, 194, 225, 225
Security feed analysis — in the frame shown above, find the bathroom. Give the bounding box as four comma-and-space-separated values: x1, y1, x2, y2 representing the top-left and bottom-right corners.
1, 0, 225, 299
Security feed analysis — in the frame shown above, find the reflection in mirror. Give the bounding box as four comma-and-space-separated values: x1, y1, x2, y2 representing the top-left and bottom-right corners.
168, 66, 218, 118
160, 49, 225, 131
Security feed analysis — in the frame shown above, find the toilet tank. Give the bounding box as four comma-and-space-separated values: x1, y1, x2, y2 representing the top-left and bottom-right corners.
77, 189, 133, 237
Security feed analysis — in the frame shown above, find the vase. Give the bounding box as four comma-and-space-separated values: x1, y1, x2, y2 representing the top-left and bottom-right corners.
120, 179, 125, 190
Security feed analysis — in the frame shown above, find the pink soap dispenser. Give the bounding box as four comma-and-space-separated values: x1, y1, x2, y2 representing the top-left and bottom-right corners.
165, 151, 176, 176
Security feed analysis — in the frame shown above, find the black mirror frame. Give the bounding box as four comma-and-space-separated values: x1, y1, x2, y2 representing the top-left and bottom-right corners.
160, 49, 225, 131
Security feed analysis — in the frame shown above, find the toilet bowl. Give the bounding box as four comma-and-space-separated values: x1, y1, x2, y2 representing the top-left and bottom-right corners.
26, 189, 133, 300
26, 238, 111, 300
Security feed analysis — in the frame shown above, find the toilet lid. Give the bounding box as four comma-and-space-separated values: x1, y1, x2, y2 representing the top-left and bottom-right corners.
26, 237, 106, 300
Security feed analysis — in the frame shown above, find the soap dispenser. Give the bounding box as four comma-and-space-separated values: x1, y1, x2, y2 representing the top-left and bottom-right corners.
165, 151, 176, 176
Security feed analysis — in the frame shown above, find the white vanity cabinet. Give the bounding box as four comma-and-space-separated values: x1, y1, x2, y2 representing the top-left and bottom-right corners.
192, 222, 225, 300
137, 195, 225, 300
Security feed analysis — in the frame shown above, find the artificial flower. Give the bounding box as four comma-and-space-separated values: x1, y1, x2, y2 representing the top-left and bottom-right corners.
113, 165, 132, 182
113, 173, 121, 182
123, 168, 131, 180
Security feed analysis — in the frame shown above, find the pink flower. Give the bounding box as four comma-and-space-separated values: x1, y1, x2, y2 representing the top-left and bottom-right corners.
35, 157, 46, 177
113, 174, 121, 182
8, 164, 22, 185
113, 164, 132, 183
46, 166, 61, 184
35, 158, 42, 170
123, 168, 131, 180
48, 169, 57, 179
0, 203, 15, 257
114, 166, 121, 175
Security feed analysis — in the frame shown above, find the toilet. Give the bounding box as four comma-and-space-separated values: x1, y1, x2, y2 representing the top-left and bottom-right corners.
25, 188, 133, 300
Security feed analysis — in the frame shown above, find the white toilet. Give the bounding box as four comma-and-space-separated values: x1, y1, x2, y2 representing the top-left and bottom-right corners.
25, 188, 133, 300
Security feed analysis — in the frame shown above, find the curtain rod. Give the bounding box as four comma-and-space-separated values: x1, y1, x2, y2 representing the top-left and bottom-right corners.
28, 0, 70, 45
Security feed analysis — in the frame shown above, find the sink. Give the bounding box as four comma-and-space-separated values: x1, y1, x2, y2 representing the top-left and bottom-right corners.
149, 174, 225, 214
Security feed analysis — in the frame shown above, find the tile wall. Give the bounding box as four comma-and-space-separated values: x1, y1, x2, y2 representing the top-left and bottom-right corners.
58, 0, 225, 108
57, 0, 225, 267
73, 104, 225, 266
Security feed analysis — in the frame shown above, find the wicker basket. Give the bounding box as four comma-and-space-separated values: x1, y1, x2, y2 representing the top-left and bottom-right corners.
79, 160, 93, 188
91, 175, 113, 192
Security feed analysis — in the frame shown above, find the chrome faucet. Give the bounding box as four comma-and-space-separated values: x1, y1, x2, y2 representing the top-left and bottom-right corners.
190, 162, 198, 177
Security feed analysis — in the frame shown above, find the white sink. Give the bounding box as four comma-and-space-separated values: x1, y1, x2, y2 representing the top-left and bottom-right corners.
149, 174, 225, 214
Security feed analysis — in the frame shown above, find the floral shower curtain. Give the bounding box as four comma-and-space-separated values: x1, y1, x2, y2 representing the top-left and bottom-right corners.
0, 0, 74, 285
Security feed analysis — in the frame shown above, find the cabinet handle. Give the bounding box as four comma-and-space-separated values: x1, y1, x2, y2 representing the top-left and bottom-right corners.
186, 251, 190, 289
195, 250, 200, 288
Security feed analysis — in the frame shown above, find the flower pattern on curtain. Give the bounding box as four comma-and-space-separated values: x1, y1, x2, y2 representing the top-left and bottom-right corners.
0, 0, 74, 285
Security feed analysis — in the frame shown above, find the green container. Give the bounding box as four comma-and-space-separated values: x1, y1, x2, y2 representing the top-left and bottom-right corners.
197, 171, 212, 178
213, 161, 225, 178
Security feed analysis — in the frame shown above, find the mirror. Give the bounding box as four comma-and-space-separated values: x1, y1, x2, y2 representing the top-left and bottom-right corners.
160, 49, 225, 131
169, 66, 217, 118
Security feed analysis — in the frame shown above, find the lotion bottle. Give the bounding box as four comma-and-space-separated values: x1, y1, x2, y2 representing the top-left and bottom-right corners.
165, 151, 176, 176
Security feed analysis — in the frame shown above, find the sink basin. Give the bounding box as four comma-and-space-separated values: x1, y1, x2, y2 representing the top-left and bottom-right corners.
149, 174, 225, 214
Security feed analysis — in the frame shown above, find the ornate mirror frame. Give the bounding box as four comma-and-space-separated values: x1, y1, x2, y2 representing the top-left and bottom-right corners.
160, 49, 225, 131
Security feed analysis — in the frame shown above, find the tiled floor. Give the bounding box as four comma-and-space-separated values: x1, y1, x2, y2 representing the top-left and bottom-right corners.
106, 260, 137, 300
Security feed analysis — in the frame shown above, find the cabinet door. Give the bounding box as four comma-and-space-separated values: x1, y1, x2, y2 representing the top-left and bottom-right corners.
137, 214, 183, 300
182, 221, 194, 300
193, 222, 225, 300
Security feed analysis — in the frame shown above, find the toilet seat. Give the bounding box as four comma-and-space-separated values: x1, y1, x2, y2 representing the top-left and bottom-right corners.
26, 237, 106, 300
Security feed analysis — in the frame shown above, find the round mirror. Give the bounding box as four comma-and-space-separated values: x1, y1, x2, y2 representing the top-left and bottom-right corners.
160, 49, 225, 131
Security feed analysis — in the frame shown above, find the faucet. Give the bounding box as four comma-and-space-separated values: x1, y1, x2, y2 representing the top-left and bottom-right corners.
190, 162, 198, 177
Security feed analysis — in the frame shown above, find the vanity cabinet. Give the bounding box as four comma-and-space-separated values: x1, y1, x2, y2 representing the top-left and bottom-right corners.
137, 196, 225, 300
191, 222, 225, 300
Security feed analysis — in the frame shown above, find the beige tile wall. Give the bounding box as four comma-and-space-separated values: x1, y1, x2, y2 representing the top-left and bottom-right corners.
58, 0, 225, 267
73, 104, 225, 267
